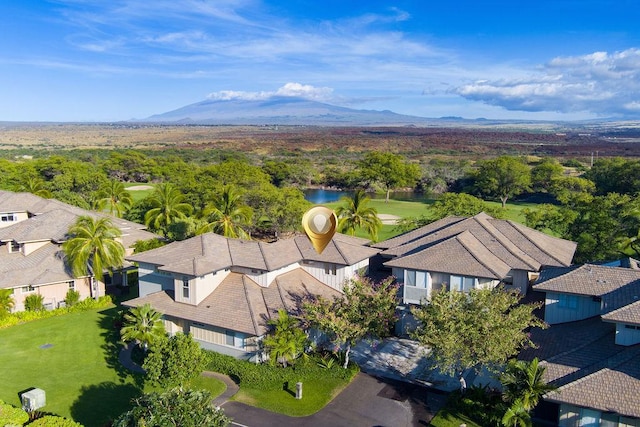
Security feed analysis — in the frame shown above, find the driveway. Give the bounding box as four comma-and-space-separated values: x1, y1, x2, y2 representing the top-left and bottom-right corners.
220, 373, 447, 427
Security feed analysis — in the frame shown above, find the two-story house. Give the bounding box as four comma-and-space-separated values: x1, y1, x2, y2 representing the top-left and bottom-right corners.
122, 232, 380, 360
373, 212, 577, 304
0, 190, 157, 311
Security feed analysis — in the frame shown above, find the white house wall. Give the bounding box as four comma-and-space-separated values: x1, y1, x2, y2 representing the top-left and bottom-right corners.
301, 260, 368, 292
190, 269, 230, 305
544, 292, 601, 324
0, 211, 28, 228
614, 323, 640, 346
22, 240, 49, 256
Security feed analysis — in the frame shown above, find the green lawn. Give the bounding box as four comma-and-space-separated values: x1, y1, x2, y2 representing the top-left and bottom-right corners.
429, 410, 482, 427
0, 307, 225, 427
231, 375, 352, 417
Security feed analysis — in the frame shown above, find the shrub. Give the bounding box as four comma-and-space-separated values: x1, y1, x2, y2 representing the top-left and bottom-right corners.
24, 294, 44, 311
0, 295, 113, 329
0, 399, 29, 426
206, 351, 359, 391
27, 415, 84, 426
64, 289, 81, 306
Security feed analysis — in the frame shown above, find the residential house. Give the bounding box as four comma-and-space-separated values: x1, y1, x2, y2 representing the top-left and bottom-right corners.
520, 261, 640, 426
0, 190, 157, 311
372, 212, 576, 304
123, 232, 379, 360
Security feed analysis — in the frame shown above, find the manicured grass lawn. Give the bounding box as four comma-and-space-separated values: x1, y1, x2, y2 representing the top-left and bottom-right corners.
231, 376, 352, 417
0, 306, 225, 427
429, 409, 482, 427
123, 183, 154, 202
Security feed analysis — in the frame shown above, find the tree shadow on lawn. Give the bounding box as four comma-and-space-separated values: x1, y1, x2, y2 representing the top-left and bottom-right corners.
97, 306, 145, 390
70, 381, 141, 427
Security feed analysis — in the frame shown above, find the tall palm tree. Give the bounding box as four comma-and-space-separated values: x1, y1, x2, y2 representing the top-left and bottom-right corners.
120, 304, 166, 351
94, 180, 133, 218
62, 216, 125, 298
335, 189, 382, 241
197, 185, 252, 239
501, 358, 556, 412
144, 183, 193, 236
0, 289, 14, 317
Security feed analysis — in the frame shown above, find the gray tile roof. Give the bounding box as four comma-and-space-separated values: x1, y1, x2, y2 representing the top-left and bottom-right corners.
602, 299, 640, 325
376, 213, 576, 275
519, 313, 640, 417
127, 232, 380, 276
534, 264, 640, 314
0, 243, 75, 288
0, 209, 79, 243
124, 269, 341, 336
384, 230, 511, 279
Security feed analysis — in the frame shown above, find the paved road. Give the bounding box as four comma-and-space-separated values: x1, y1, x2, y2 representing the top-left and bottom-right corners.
219, 373, 446, 427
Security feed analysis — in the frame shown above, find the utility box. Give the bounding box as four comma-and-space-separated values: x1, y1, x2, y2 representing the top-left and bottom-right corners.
21, 388, 46, 412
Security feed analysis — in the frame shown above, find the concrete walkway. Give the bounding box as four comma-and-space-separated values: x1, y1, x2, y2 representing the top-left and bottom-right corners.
203, 371, 240, 407
118, 342, 145, 374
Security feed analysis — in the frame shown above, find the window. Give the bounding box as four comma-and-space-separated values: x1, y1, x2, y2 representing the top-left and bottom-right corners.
225, 330, 244, 348
182, 278, 190, 299
324, 263, 337, 275
21, 286, 35, 293
68, 281, 75, 290
558, 294, 579, 309
450, 276, 474, 292
1, 214, 15, 222
625, 324, 640, 330
9, 241, 20, 253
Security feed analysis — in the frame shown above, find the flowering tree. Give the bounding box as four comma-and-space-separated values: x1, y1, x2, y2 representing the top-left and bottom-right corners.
302, 275, 398, 368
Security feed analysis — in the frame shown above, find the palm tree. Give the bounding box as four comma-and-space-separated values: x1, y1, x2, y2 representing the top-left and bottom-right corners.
262, 309, 307, 367
197, 185, 252, 239
0, 289, 14, 317
62, 216, 125, 298
21, 176, 52, 198
120, 303, 166, 351
501, 358, 556, 412
94, 180, 133, 218
335, 189, 382, 241
144, 183, 193, 236
502, 399, 532, 427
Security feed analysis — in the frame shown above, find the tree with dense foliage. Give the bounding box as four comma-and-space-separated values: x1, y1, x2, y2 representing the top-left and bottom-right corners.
523, 204, 578, 237
500, 357, 555, 413
143, 332, 208, 389
549, 176, 595, 206
429, 192, 503, 220
411, 288, 545, 375
62, 216, 125, 297
197, 185, 252, 239
303, 276, 398, 368
120, 303, 166, 352
262, 309, 308, 367
28, 415, 84, 426
530, 158, 563, 193
357, 151, 421, 202
132, 238, 167, 253
112, 388, 230, 427
474, 156, 531, 208
585, 157, 640, 195
64, 288, 81, 306
0, 289, 14, 317
93, 180, 133, 217
335, 189, 382, 241
144, 183, 193, 236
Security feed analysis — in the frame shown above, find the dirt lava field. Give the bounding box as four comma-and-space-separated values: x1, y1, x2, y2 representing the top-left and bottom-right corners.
1, 123, 640, 160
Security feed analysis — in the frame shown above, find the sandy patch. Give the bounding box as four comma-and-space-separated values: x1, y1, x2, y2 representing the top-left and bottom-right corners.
377, 214, 401, 225
127, 185, 154, 191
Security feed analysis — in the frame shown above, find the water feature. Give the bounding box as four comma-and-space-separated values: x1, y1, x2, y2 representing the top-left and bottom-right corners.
303, 188, 426, 204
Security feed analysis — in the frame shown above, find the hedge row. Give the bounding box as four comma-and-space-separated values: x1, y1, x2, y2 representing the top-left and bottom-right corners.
0, 401, 82, 427
0, 296, 114, 330
206, 351, 359, 391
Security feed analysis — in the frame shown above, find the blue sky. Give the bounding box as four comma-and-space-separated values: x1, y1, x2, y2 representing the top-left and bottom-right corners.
2, 0, 640, 122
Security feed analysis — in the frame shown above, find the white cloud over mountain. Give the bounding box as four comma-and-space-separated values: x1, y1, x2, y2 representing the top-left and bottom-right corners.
455, 49, 640, 118
207, 83, 334, 102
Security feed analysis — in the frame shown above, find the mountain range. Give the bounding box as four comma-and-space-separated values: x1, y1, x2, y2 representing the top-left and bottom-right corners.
143, 97, 456, 126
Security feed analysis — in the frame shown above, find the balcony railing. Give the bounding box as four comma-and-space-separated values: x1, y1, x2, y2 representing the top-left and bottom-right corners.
403, 285, 429, 304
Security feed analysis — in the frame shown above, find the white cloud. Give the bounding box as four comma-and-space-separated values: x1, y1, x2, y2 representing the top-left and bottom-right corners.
207, 82, 334, 101
454, 48, 640, 117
